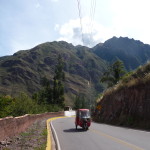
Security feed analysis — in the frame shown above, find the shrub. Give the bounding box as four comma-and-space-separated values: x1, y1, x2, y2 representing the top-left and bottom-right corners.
0, 92, 62, 118
10, 93, 42, 116
0, 95, 14, 118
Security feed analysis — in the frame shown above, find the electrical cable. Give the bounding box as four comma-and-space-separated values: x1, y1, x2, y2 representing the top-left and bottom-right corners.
76, 0, 96, 46
77, 0, 84, 45
89, 0, 96, 44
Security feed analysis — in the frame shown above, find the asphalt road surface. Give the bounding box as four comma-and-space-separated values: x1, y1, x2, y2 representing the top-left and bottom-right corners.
51, 117, 150, 150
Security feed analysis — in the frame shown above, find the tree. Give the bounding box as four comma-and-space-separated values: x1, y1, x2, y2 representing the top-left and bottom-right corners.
54, 55, 65, 81
100, 60, 126, 87
74, 95, 86, 109
53, 55, 65, 107
33, 55, 65, 107
74, 96, 81, 110
0, 95, 14, 118
34, 77, 53, 104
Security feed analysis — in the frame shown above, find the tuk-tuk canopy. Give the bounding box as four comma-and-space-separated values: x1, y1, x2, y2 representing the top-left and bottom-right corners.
76, 109, 90, 118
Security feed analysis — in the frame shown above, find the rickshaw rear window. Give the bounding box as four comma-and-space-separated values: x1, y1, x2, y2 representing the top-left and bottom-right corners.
81, 111, 90, 117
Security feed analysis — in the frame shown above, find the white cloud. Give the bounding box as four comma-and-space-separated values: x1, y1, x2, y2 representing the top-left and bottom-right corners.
2, 0, 150, 57
51, 0, 59, 2
110, 0, 150, 43
56, 17, 117, 47
35, 3, 41, 8
54, 24, 60, 31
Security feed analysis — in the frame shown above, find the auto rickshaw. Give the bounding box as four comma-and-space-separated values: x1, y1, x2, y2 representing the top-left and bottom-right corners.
75, 109, 91, 130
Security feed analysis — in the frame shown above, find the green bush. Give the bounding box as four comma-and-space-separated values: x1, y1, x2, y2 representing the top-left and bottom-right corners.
10, 93, 41, 116
0, 95, 14, 118
0, 93, 62, 118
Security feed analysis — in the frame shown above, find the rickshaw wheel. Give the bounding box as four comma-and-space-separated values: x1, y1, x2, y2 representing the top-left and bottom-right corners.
83, 123, 88, 130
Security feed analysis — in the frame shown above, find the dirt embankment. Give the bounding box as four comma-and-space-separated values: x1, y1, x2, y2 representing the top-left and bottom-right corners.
95, 82, 150, 129
0, 119, 47, 150
0, 112, 63, 142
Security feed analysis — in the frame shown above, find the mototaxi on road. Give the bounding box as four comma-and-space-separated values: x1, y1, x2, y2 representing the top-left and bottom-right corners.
75, 109, 91, 130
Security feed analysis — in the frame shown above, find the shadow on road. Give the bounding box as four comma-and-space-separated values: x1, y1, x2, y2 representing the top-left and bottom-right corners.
63, 128, 87, 133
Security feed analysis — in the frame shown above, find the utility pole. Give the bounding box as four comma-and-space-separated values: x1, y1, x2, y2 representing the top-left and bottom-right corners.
88, 77, 91, 112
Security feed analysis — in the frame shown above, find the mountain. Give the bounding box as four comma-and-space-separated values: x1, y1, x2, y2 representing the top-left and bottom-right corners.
93, 36, 150, 70
0, 41, 107, 105
1, 37, 150, 105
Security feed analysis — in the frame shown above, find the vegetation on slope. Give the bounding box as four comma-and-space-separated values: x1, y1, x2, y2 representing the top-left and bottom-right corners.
105, 61, 150, 95
1, 37, 150, 118
0, 41, 107, 106
0, 94, 62, 118
33, 55, 65, 107
100, 60, 126, 87
95, 62, 150, 129
93, 36, 150, 70
0, 55, 65, 118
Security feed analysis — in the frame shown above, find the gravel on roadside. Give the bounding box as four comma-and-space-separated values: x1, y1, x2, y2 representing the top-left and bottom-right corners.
0, 118, 48, 150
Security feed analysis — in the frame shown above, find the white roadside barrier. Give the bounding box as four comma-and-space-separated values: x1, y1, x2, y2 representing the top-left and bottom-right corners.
64, 110, 76, 117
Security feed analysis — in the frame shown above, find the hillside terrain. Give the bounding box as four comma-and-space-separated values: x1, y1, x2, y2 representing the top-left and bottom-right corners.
0, 41, 106, 105
95, 62, 150, 129
93, 36, 150, 70
1, 37, 150, 105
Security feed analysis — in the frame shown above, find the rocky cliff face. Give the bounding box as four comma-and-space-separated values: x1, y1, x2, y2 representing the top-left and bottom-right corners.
95, 63, 150, 129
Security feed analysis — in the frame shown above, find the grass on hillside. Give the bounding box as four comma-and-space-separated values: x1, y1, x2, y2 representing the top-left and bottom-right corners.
102, 62, 150, 97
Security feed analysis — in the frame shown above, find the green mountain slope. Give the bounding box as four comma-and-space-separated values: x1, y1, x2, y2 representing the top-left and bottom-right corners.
93, 36, 150, 70
0, 41, 107, 105
1, 37, 150, 105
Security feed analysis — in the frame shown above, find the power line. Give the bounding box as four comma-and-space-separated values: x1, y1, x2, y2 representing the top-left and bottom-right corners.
89, 0, 96, 44
77, 0, 84, 45
76, 0, 97, 46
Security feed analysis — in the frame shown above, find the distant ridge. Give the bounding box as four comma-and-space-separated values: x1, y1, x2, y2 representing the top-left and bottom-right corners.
1, 37, 150, 104
93, 36, 150, 70
0, 41, 107, 105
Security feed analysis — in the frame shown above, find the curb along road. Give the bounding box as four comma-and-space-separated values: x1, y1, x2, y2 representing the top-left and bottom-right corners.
46, 111, 76, 150
46, 117, 67, 150
51, 119, 62, 150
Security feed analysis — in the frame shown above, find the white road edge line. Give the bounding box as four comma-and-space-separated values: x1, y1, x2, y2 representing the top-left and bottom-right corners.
50, 120, 61, 150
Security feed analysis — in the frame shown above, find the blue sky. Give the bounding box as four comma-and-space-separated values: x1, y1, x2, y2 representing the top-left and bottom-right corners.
0, 0, 150, 56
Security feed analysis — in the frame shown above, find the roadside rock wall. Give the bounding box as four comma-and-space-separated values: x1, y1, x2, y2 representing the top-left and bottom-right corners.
0, 112, 63, 141
96, 82, 150, 129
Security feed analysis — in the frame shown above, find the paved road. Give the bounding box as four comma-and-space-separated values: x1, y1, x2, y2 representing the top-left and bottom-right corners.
52, 117, 150, 150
